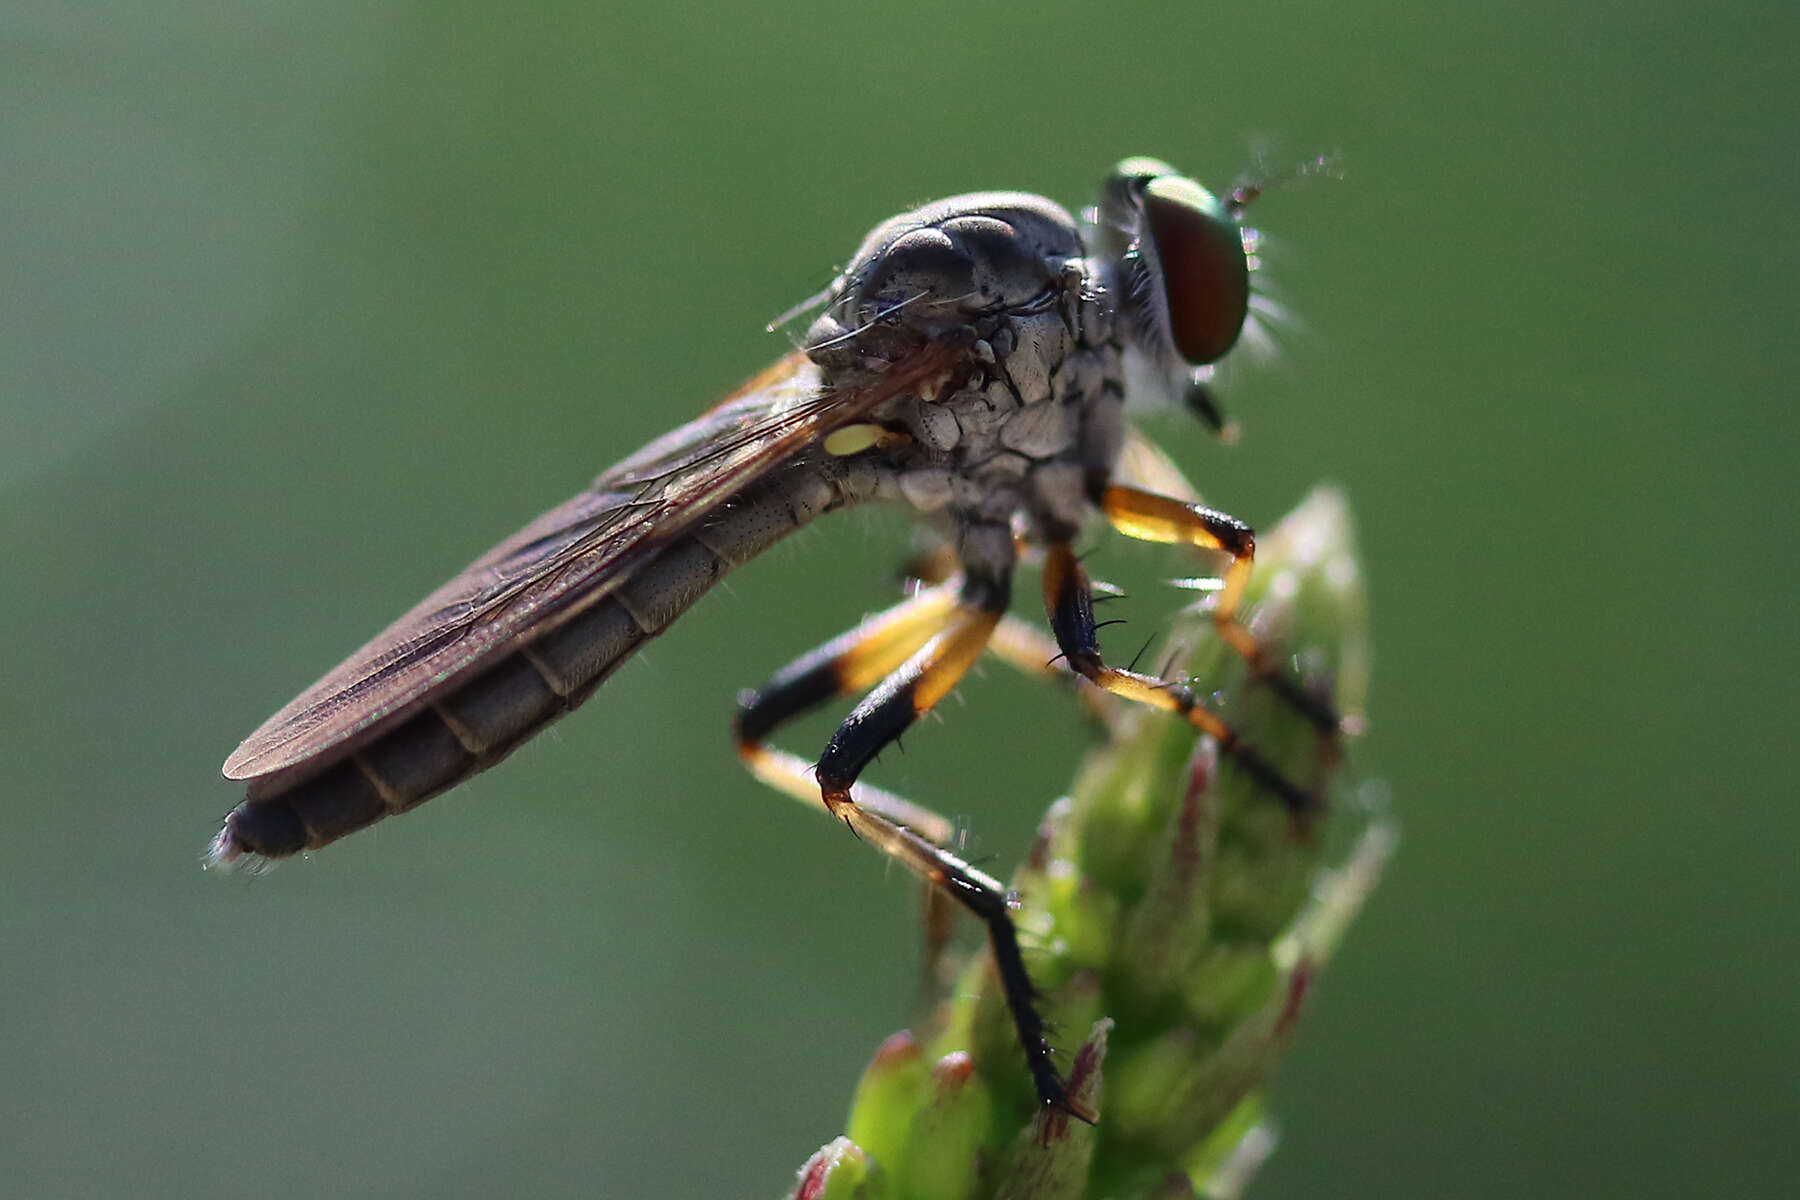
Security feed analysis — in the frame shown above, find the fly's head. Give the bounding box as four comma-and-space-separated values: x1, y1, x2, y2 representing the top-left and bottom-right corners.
1095, 157, 1256, 430
805, 192, 1089, 394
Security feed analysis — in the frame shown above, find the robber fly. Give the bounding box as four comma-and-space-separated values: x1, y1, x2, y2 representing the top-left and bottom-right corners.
211, 157, 1338, 1121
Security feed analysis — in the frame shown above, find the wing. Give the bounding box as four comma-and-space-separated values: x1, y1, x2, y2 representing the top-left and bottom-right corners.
223, 346, 952, 782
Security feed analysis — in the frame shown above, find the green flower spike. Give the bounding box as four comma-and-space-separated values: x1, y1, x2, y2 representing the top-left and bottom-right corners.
786, 486, 1393, 1200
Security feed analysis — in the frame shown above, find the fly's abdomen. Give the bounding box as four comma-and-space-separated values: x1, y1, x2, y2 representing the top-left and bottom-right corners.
213, 464, 847, 866
215, 593, 651, 861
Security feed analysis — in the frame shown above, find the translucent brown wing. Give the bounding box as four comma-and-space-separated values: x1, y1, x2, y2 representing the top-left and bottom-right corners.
223, 347, 948, 782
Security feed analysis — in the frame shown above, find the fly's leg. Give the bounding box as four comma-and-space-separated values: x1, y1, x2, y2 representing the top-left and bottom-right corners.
806, 585, 1000, 830
1043, 539, 1321, 816
903, 537, 1118, 728
813, 574, 1092, 1121
733, 567, 1094, 1123
734, 570, 1114, 809
733, 575, 1086, 1055
1098, 485, 1342, 734
735, 580, 962, 842
734, 579, 967, 1014
736, 741, 1091, 1124
985, 614, 1121, 729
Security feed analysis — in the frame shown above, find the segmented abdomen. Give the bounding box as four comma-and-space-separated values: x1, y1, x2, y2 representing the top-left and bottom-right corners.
214, 462, 847, 864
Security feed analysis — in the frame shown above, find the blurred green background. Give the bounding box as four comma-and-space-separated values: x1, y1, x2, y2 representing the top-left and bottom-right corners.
5, 1, 1793, 1195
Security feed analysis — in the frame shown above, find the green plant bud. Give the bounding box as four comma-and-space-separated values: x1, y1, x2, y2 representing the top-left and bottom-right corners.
794, 487, 1388, 1198
890, 1053, 996, 1200
788, 1136, 885, 1200
846, 1032, 930, 1167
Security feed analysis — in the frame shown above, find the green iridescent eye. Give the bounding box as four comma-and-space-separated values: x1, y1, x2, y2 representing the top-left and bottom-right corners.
1140, 175, 1250, 365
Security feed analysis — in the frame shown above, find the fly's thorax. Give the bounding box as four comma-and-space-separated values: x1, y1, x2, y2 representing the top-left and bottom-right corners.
805, 191, 1088, 378
859, 305, 1122, 535
805, 187, 1126, 536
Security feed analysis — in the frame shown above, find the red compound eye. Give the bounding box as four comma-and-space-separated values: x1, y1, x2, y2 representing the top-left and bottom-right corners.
1141, 175, 1250, 365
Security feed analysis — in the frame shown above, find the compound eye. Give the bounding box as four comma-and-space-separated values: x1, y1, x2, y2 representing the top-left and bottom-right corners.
1141, 175, 1250, 365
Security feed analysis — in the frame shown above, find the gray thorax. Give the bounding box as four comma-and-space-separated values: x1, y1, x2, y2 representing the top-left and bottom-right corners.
802, 191, 1131, 563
